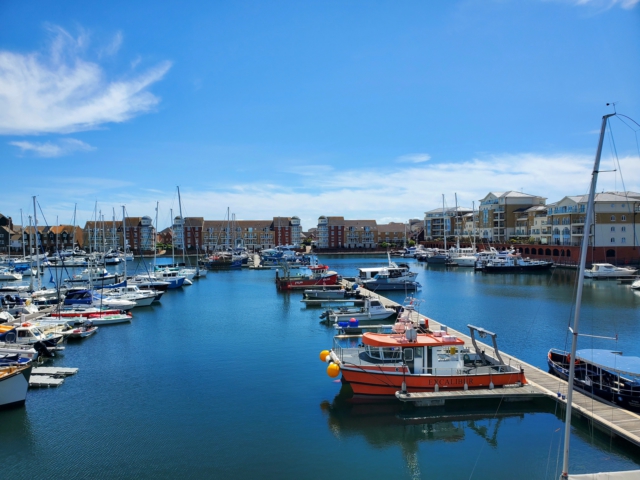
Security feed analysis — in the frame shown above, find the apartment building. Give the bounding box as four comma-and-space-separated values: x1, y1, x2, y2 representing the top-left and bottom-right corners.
84, 216, 154, 254
203, 216, 301, 251
477, 191, 546, 242
423, 206, 472, 240
377, 222, 407, 246
546, 192, 640, 249
317, 216, 345, 249
343, 220, 377, 248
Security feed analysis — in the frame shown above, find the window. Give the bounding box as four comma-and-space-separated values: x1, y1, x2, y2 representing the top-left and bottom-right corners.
611, 204, 615, 208
611, 215, 616, 221
622, 238, 627, 244
622, 215, 626, 221
622, 226, 626, 232
611, 226, 616, 232
611, 238, 616, 243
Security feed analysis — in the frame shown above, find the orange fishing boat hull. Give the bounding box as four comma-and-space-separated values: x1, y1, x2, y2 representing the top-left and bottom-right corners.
341, 366, 527, 397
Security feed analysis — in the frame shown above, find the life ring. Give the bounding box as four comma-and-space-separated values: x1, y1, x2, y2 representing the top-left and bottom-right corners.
463, 354, 471, 362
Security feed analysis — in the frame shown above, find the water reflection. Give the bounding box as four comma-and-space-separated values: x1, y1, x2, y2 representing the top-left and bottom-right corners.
320, 384, 640, 478
0, 407, 35, 466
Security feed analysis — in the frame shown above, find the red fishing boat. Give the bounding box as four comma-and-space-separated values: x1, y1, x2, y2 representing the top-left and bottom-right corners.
321, 320, 527, 398
275, 263, 339, 290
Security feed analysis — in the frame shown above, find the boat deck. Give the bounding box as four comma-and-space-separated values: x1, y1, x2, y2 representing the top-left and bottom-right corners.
342, 280, 640, 449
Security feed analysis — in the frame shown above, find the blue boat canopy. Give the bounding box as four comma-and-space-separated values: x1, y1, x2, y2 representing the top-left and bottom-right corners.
576, 349, 640, 377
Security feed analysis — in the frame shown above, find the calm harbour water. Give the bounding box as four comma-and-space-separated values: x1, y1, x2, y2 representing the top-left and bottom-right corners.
2, 255, 640, 479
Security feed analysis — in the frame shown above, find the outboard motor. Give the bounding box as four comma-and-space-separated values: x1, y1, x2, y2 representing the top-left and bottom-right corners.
34, 341, 55, 358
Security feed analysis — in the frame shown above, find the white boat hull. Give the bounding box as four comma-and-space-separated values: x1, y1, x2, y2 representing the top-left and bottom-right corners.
0, 365, 31, 408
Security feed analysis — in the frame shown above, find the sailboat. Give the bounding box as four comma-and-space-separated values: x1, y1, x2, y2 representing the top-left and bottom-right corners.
550, 113, 640, 479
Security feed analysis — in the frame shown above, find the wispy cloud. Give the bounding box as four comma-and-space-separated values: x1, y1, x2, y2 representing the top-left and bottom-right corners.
286, 164, 335, 176
396, 153, 431, 164
6, 151, 639, 231
0, 26, 171, 135
99, 31, 123, 57
9, 138, 95, 157
551, 0, 639, 9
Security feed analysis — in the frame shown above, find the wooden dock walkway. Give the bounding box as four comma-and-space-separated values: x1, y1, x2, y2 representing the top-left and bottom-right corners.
342, 280, 640, 449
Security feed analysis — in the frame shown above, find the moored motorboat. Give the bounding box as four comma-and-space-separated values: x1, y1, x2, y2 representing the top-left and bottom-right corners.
548, 348, 640, 413
61, 320, 99, 339
65, 267, 120, 286
275, 262, 339, 290
63, 289, 136, 311
481, 254, 553, 273
320, 323, 527, 398
584, 263, 637, 279
356, 253, 418, 291
321, 296, 396, 324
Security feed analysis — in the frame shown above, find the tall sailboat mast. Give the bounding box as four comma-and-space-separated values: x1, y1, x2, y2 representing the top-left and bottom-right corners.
32, 196, 41, 289
122, 206, 127, 281
20, 209, 25, 259
154, 202, 159, 268
28, 216, 34, 291
442, 194, 447, 251
561, 113, 615, 479
177, 186, 186, 265
71, 203, 77, 252
170, 208, 175, 265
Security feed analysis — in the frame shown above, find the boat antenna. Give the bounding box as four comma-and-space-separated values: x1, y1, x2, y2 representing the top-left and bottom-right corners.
561, 113, 616, 479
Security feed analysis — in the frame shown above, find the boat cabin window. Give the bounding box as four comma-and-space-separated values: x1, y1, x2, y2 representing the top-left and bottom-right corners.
403, 348, 414, 362
436, 347, 459, 362
365, 346, 402, 361
370, 300, 381, 307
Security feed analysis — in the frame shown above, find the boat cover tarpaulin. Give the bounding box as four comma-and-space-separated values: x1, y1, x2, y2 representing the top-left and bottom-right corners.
576, 349, 640, 377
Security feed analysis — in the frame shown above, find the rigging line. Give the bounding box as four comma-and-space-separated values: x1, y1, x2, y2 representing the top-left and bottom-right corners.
616, 113, 640, 130
607, 118, 629, 199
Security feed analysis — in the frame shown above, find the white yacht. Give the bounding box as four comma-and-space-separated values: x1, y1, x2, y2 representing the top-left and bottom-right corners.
356, 254, 418, 291
584, 263, 637, 279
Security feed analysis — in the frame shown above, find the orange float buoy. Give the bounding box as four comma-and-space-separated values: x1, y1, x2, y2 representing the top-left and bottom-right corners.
319, 350, 330, 362
327, 363, 340, 378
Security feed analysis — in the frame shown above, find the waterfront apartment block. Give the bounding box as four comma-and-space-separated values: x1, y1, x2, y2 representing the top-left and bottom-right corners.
343, 220, 377, 248
423, 206, 473, 240
18, 225, 84, 254
172, 216, 204, 251
477, 191, 546, 242
83, 216, 154, 254
546, 192, 640, 248
377, 222, 408, 246
516, 205, 549, 244
315, 217, 409, 249
317, 216, 345, 249
201, 216, 301, 251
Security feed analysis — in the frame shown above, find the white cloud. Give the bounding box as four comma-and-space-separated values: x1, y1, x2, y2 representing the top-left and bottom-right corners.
396, 153, 431, 163
9, 138, 95, 157
555, 0, 638, 9
100, 31, 123, 57
6, 151, 639, 232
286, 164, 335, 176
0, 27, 171, 135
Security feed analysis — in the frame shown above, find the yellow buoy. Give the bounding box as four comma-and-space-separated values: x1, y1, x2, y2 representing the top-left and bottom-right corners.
319, 350, 330, 362
327, 362, 340, 378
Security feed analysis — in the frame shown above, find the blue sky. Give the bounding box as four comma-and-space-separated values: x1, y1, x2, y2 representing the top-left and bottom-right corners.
1, 0, 639, 230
